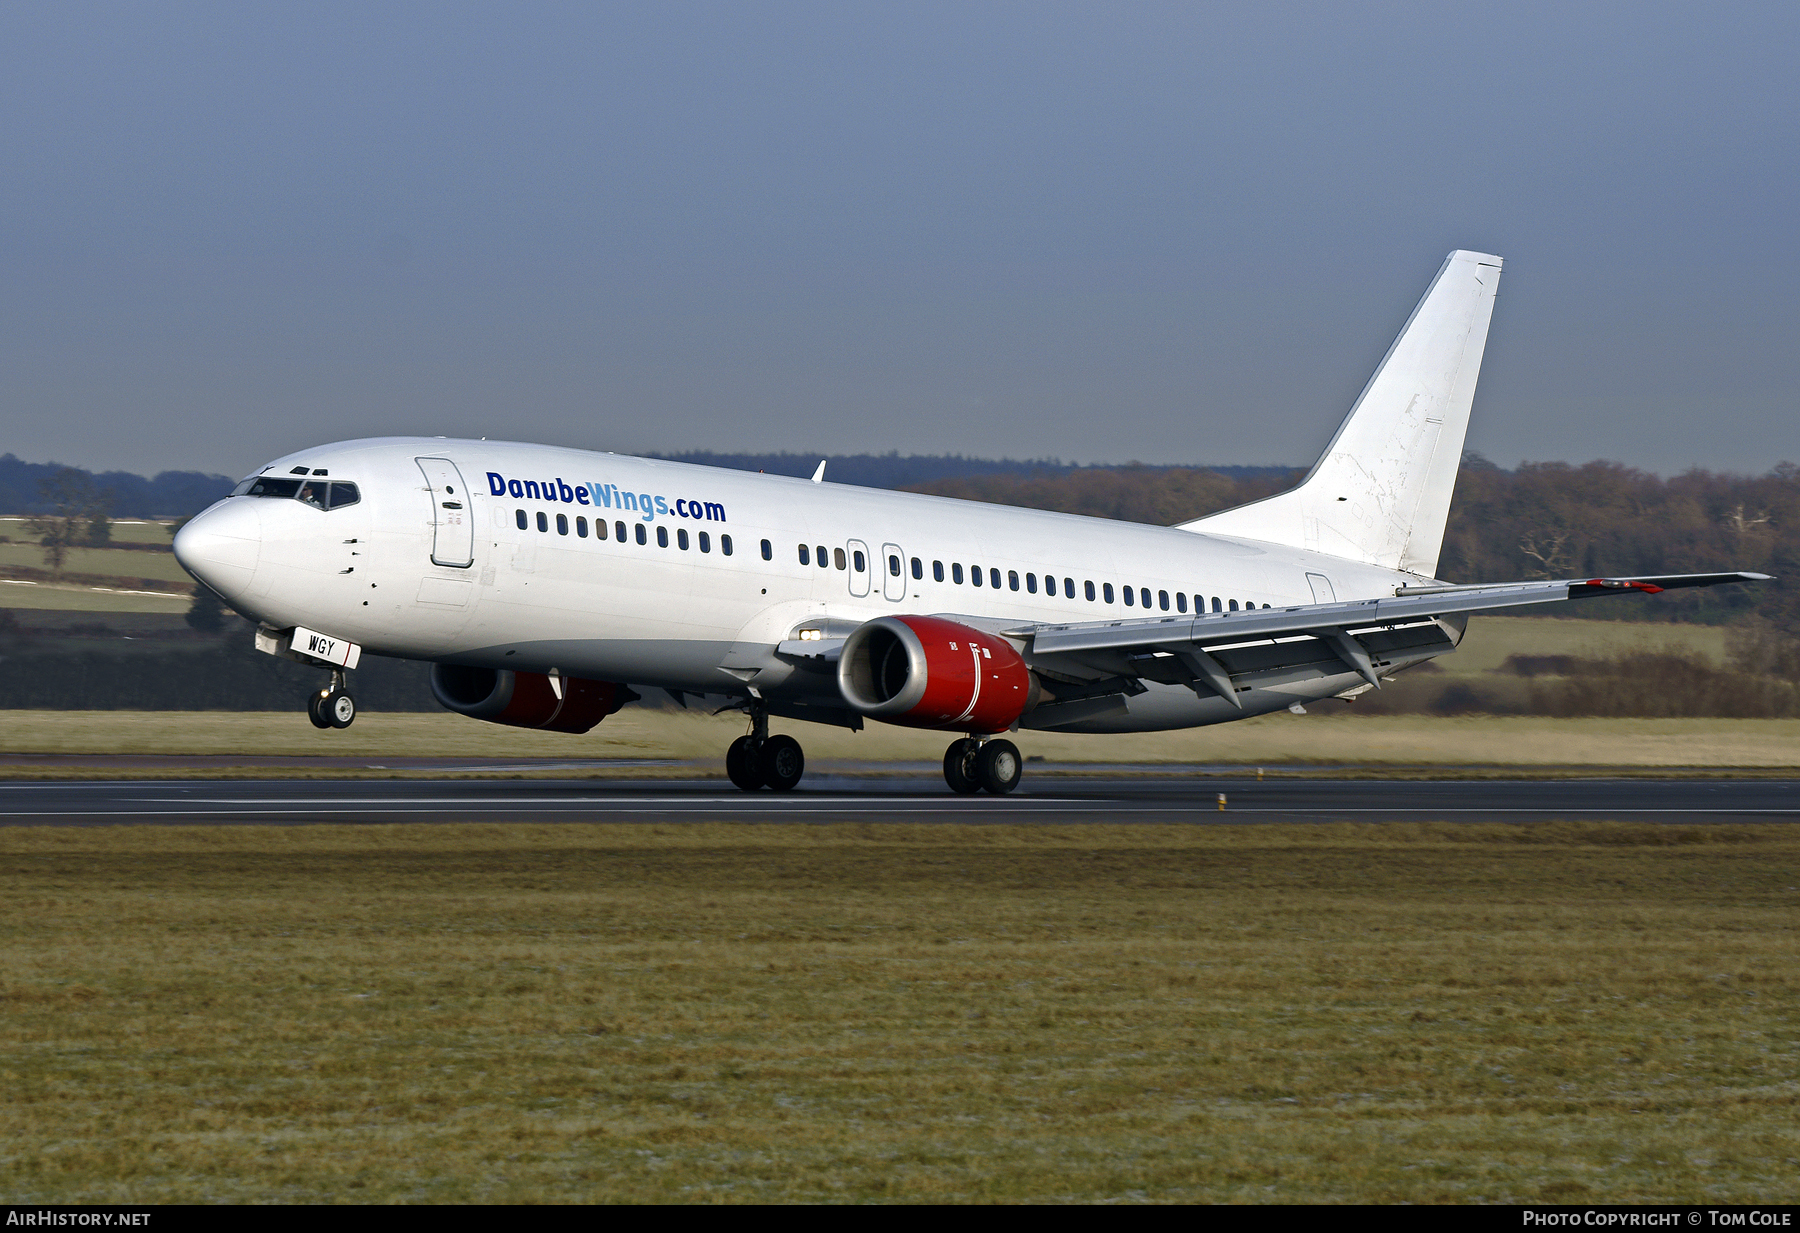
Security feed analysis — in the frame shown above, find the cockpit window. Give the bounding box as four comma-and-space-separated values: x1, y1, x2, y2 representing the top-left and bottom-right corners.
234, 476, 303, 499
231, 476, 359, 509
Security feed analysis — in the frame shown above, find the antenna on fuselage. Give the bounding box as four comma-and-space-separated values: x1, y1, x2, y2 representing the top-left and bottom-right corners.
811, 461, 826, 483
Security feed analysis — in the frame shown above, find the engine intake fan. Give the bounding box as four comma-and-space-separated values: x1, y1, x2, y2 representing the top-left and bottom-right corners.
837, 615, 1034, 733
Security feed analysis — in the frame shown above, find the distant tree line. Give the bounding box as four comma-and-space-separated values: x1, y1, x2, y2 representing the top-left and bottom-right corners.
0, 454, 233, 518
0, 615, 436, 711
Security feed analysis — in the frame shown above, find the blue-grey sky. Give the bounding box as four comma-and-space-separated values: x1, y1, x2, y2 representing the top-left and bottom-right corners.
4, 2, 1796, 477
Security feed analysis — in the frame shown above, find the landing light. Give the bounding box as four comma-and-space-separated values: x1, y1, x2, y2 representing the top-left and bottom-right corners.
798, 628, 823, 641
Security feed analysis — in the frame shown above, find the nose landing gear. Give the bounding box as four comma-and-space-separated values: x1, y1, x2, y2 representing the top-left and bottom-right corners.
944, 736, 1021, 795
306, 670, 358, 730
725, 701, 805, 791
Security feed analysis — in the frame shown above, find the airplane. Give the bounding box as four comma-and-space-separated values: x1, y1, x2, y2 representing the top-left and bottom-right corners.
172, 250, 1767, 795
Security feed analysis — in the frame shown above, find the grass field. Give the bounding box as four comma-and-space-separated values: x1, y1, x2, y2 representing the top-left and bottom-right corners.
0, 581, 193, 612
6, 709, 1800, 772
0, 517, 175, 547
1, 821, 1795, 1203
0, 542, 192, 585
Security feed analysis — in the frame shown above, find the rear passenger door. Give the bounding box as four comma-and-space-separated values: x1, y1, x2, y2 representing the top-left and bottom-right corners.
846, 540, 872, 598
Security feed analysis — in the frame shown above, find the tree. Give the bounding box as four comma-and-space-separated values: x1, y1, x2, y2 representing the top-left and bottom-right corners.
185, 587, 226, 632
24, 469, 107, 575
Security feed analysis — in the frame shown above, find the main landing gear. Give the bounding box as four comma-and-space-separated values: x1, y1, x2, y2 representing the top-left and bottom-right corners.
943, 736, 1022, 795
725, 701, 805, 792
306, 669, 357, 730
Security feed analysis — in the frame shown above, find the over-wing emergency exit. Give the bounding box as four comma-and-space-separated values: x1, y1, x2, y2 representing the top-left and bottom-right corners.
172, 250, 1767, 793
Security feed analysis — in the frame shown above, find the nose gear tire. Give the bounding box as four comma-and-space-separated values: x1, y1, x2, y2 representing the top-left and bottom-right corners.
306, 692, 332, 729
327, 691, 357, 729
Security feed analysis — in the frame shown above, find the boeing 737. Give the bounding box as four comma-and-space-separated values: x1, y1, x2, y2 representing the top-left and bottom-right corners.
172, 250, 1766, 794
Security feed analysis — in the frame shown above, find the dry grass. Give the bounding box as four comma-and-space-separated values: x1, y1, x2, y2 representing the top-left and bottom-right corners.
0, 543, 192, 584
1448, 617, 1730, 675
8, 709, 1800, 772
0, 583, 191, 613
0, 517, 174, 547
1, 821, 1797, 1203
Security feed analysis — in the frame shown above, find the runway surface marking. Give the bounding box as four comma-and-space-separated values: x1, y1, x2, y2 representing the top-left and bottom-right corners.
5, 779, 1796, 824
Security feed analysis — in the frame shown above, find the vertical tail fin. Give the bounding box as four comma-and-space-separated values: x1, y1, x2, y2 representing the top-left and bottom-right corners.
1182, 249, 1502, 578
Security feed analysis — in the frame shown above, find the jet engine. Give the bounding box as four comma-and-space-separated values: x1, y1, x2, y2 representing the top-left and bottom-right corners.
837, 615, 1035, 733
429, 664, 630, 734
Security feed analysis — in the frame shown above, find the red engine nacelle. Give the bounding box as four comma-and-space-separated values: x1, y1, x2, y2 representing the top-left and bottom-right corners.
837, 615, 1034, 733
429, 664, 630, 734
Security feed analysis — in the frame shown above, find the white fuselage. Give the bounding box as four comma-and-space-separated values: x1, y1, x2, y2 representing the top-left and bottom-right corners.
177, 437, 1433, 733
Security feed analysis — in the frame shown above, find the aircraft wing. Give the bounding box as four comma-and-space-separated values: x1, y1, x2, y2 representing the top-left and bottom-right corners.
993, 572, 1770, 723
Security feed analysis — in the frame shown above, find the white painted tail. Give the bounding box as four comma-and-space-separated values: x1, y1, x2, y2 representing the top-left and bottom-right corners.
1183, 249, 1503, 578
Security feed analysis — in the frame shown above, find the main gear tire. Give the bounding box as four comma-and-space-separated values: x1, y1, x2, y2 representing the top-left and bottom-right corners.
976, 738, 1022, 795
756, 734, 805, 792
943, 738, 981, 794
726, 735, 762, 791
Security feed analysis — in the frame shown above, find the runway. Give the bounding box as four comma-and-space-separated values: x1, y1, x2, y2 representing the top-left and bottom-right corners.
3, 775, 1799, 825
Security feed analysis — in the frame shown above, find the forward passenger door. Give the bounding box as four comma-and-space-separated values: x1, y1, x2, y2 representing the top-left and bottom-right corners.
416, 457, 474, 568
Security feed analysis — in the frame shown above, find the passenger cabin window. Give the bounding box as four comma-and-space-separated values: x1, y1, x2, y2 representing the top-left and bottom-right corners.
1159, 590, 1170, 611
816, 545, 827, 568
635, 524, 647, 545
1025, 573, 1035, 593
799, 544, 810, 565
1140, 588, 1151, 608
576, 517, 588, 538
888, 554, 900, 576
1211, 596, 1221, 612
1176, 593, 1187, 612
760, 538, 772, 560
934, 561, 945, 582
722, 534, 733, 555
834, 548, 847, 570
911, 557, 922, 580
1103, 583, 1114, 603
515, 509, 528, 530
1065, 578, 1076, 599
853, 550, 866, 572
971, 565, 982, 587
677, 528, 689, 550
1229, 599, 1239, 610
989, 568, 1001, 589
699, 532, 711, 553
1085, 580, 1096, 601
952, 563, 964, 584
596, 519, 608, 540
1123, 586, 1134, 606
657, 526, 669, 548
615, 521, 626, 542
537, 512, 549, 533
556, 514, 568, 535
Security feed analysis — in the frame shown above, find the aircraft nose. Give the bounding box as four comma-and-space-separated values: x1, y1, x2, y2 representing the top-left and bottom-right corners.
173, 499, 262, 600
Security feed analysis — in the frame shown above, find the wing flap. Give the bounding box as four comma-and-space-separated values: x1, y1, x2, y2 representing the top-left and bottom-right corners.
1015, 572, 1769, 660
